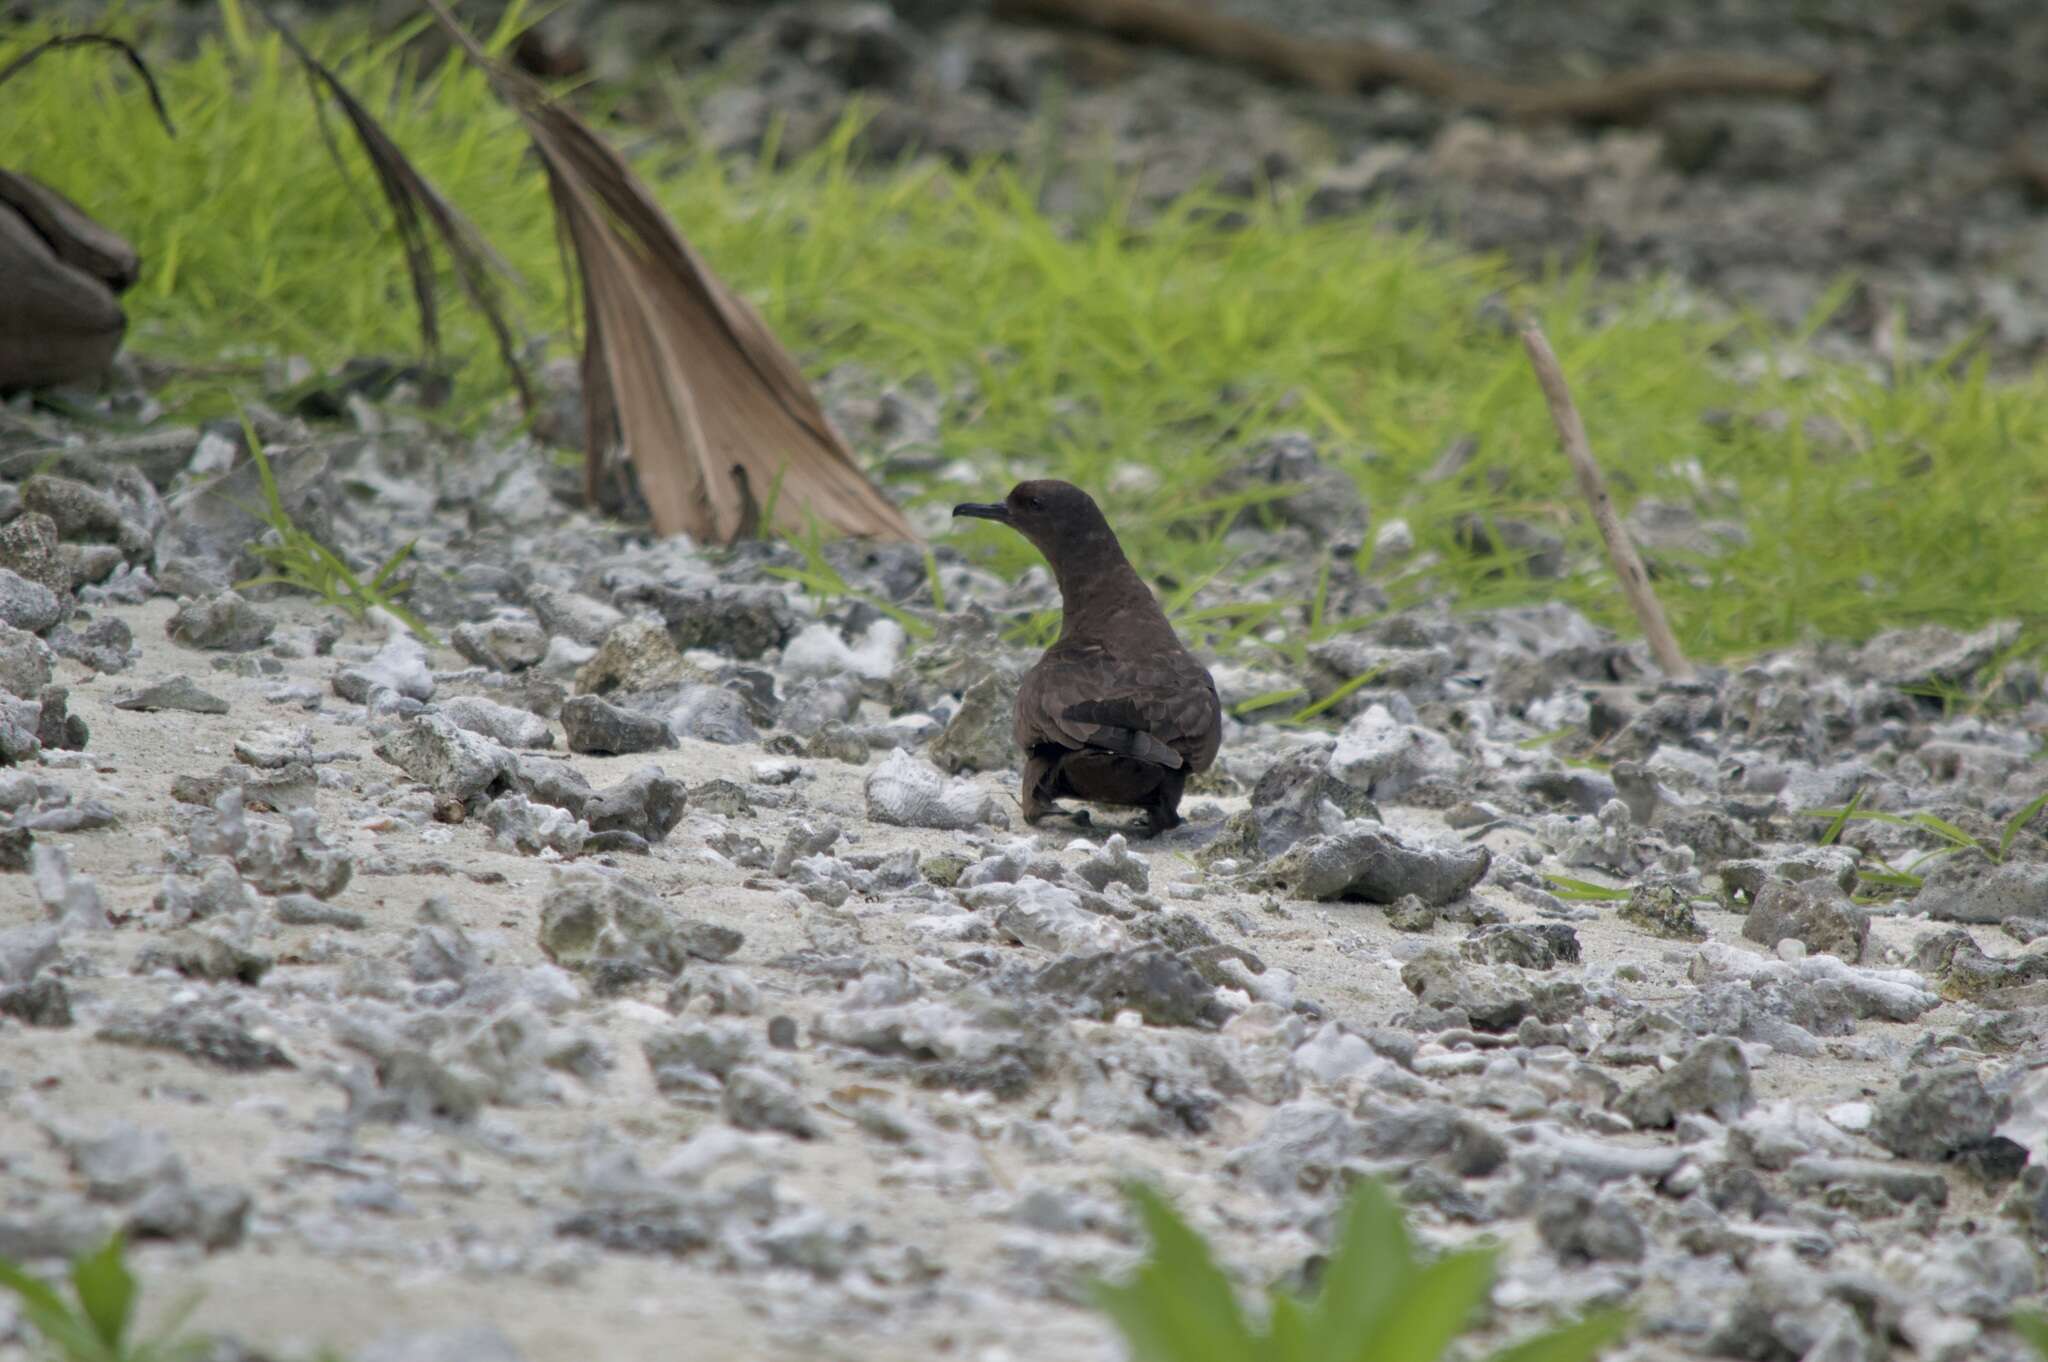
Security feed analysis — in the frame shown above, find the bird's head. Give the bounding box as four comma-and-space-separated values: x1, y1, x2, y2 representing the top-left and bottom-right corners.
951, 479, 1115, 562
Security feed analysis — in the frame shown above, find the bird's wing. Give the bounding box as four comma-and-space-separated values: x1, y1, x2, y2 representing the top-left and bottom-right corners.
1016, 645, 1221, 771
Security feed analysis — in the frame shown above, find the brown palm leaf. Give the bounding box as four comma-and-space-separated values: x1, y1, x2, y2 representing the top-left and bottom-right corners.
421, 0, 916, 545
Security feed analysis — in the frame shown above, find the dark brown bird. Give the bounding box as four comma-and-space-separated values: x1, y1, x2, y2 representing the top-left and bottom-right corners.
953, 479, 1221, 836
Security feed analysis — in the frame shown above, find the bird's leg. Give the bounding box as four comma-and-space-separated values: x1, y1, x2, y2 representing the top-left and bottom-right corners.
1143, 770, 1187, 838
1020, 751, 1060, 825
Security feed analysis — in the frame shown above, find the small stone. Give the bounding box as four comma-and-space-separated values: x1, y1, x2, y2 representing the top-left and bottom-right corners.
373, 714, 520, 805
134, 930, 273, 985
112, 675, 230, 715
1618, 884, 1706, 941
722, 1065, 817, 1138
0, 567, 63, 633
1384, 895, 1437, 931
1461, 922, 1579, 968
575, 617, 696, 695
561, 694, 674, 756
0, 511, 67, 599
97, 1007, 295, 1072
538, 867, 743, 978
583, 767, 687, 844
663, 684, 758, 745
1536, 1185, 1647, 1263
1034, 947, 1229, 1028
1870, 1064, 2014, 1165
1617, 1037, 1753, 1128
0, 622, 53, 698
452, 613, 548, 672
1399, 949, 1533, 1032
0, 977, 71, 1027
1329, 704, 1465, 800
926, 670, 1021, 774
864, 748, 996, 830
166, 591, 274, 651
1742, 879, 1869, 961
439, 695, 554, 749
1252, 823, 1488, 906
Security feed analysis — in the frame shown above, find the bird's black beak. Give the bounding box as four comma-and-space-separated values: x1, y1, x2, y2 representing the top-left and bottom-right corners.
952, 502, 1010, 523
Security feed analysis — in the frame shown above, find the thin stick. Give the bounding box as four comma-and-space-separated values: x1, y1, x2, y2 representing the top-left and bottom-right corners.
1519, 320, 1694, 681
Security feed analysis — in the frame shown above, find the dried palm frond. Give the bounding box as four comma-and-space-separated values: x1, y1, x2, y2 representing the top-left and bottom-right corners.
422, 0, 916, 545
246, 0, 533, 415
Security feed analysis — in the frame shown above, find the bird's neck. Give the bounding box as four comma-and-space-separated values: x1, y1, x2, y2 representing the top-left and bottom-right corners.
1051, 535, 1177, 645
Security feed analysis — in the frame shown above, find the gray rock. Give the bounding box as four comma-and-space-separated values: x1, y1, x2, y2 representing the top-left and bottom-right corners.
1742, 879, 1869, 960
538, 867, 743, 979
1252, 823, 1488, 906
0, 976, 71, 1026
662, 684, 758, 745
0, 567, 63, 633
1399, 949, 1535, 1032
1784, 1156, 1949, 1205
1329, 704, 1464, 799
481, 793, 589, 858
34, 684, 87, 752
0, 622, 53, 697
274, 894, 366, 930
31, 842, 107, 929
1199, 746, 1382, 866
1617, 883, 1706, 941
22, 474, 152, 557
1719, 847, 1860, 901
451, 613, 548, 672
926, 670, 1020, 774
1461, 922, 1580, 970
642, 583, 794, 659
373, 713, 520, 805
1384, 895, 1437, 931
583, 767, 687, 845
332, 631, 435, 706
0, 510, 68, 598
167, 591, 273, 652
1617, 1037, 1753, 1128
1535, 1184, 1647, 1263
1870, 1064, 2012, 1164
134, 930, 273, 985
112, 675, 230, 715
525, 585, 624, 647
61, 1121, 185, 1202
126, 1179, 249, 1250
189, 791, 353, 900
512, 756, 594, 817
1913, 856, 2048, 924
723, 1065, 817, 1138
1034, 948, 1228, 1028
1074, 834, 1148, 892
644, 1019, 759, 1089
1225, 1102, 1366, 1196
440, 694, 554, 749
561, 694, 674, 756
97, 1005, 295, 1071
575, 618, 698, 696
864, 748, 996, 830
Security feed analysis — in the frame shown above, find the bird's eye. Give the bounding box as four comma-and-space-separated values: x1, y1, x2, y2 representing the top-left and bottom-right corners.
1021, 496, 1042, 511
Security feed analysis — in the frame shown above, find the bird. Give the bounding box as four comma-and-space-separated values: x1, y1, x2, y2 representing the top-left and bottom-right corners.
953, 479, 1222, 836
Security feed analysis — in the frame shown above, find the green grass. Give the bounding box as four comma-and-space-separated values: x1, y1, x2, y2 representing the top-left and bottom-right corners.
233, 421, 435, 641
6, 13, 2048, 667
1097, 1178, 1629, 1362
1800, 786, 2048, 900
0, 1233, 205, 1362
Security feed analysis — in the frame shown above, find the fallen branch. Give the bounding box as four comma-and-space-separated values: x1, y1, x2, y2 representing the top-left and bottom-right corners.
992, 0, 1826, 123
1519, 320, 1694, 681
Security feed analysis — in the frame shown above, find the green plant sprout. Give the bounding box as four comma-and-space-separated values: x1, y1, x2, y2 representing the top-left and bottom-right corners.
1096, 1179, 1630, 1362
0, 1234, 206, 1362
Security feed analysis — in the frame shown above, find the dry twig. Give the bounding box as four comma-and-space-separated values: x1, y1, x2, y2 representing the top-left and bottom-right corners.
1519, 320, 1693, 680
993, 0, 1826, 123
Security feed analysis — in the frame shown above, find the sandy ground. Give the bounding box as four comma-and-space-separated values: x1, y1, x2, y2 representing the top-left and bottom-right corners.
0, 595, 2000, 1362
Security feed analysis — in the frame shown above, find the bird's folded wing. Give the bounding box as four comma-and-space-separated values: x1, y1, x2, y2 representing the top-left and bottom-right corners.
1017, 652, 1219, 770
